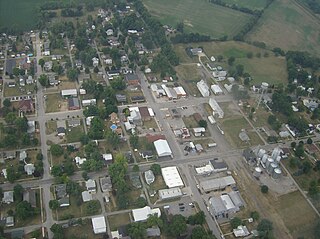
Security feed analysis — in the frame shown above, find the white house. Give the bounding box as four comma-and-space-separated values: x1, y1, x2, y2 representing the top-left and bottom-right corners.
132, 206, 161, 222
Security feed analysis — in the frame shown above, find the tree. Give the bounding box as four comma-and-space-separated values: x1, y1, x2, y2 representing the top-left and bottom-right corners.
7, 167, 16, 183
49, 199, 59, 210
150, 164, 161, 176
67, 68, 79, 81
82, 171, 89, 181
257, 219, 273, 238
230, 217, 242, 229
228, 56, 235, 66
135, 197, 147, 208
50, 144, 64, 157
251, 211, 260, 221
130, 134, 139, 149
302, 161, 312, 174
147, 214, 163, 228
15, 116, 28, 132
309, 180, 319, 198
16, 201, 34, 220
314, 220, 320, 239
3, 98, 11, 108
188, 211, 206, 225
39, 74, 49, 87
261, 185, 268, 194
13, 184, 24, 202
39, 58, 45, 69
191, 226, 213, 239
51, 223, 64, 239
110, 77, 126, 90
128, 222, 146, 239
5, 112, 17, 124
85, 200, 100, 215
307, 137, 313, 144
105, 130, 120, 148
295, 144, 304, 158
169, 215, 187, 237
198, 119, 207, 129
291, 142, 296, 148
133, 164, 140, 172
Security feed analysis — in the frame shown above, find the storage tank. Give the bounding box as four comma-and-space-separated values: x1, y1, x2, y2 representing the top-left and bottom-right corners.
276, 155, 281, 163
266, 158, 274, 168
253, 167, 262, 178
258, 149, 266, 158
272, 168, 282, 179
268, 162, 278, 174
261, 82, 269, 90
271, 147, 281, 160
261, 154, 268, 164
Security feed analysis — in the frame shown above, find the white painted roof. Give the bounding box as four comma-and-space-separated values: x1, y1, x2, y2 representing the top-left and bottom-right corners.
61, 89, 77, 96
132, 206, 161, 222
91, 216, 106, 234
154, 139, 172, 157
161, 166, 184, 188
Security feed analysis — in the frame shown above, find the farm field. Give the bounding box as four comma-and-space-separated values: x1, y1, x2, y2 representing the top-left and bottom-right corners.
246, 0, 320, 55
174, 41, 287, 85
0, 0, 43, 31
142, 0, 253, 38
220, 0, 267, 10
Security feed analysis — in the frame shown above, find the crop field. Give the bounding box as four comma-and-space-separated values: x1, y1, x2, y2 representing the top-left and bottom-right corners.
220, 0, 267, 10
142, 0, 252, 38
0, 0, 43, 31
246, 0, 320, 55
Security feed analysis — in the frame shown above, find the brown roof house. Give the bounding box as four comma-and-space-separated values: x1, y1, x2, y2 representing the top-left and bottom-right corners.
139, 107, 151, 121
125, 74, 140, 86
19, 99, 34, 113
109, 112, 120, 124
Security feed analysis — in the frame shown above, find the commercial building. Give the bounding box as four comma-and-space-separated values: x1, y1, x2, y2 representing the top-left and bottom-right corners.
154, 139, 173, 158
159, 188, 182, 200
61, 89, 77, 97
91, 216, 107, 234
200, 176, 236, 192
197, 80, 210, 97
209, 98, 224, 118
161, 166, 184, 188
132, 206, 161, 222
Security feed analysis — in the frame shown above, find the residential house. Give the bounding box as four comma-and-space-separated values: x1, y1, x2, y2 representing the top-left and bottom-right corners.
82, 191, 93, 202
106, 29, 114, 36
57, 120, 66, 137
92, 57, 99, 67
146, 227, 161, 237
86, 179, 96, 193
55, 184, 70, 207
139, 107, 151, 121
19, 151, 27, 161
27, 120, 35, 134
24, 164, 35, 175
68, 97, 80, 110
23, 189, 37, 207
44, 61, 53, 71
74, 156, 87, 166
140, 151, 153, 160
144, 170, 155, 185
102, 154, 113, 164
19, 99, 34, 113
92, 216, 107, 234
26, 75, 33, 84
125, 74, 140, 85
100, 176, 112, 193
6, 216, 14, 227
116, 94, 127, 103
109, 112, 120, 124
2, 191, 14, 204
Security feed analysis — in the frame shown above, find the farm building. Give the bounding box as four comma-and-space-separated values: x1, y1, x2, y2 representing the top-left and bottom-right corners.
132, 206, 161, 222
161, 166, 184, 188
159, 188, 182, 201
211, 84, 223, 95
200, 176, 236, 192
68, 98, 80, 110
154, 139, 173, 158
197, 80, 210, 97
61, 89, 77, 97
91, 216, 107, 234
209, 98, 224, 118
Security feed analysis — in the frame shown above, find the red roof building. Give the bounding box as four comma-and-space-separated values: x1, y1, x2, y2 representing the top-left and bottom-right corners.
19, 99, 34, 113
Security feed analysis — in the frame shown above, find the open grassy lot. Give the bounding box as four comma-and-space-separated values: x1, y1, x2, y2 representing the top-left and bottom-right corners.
4, 84, 36, 97
274, 191, 318, 239
236, 56, 287, 85
220, 0, 267, 10
63, 218, 103, 239
222, 116, 264, 148
45, 93, 68, 113
143, 0, 252, 38
66, 125, 84, 143
46, 121, 57, 135
176, 64, 202, 96
0, 0, 43, 31
246, 0, 320, 55
108, 213, 131, 231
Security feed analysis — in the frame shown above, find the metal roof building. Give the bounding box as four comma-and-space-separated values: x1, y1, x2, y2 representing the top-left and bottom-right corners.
159, 187, 182, 200
154, 139, 172, 158
91, 216, 107, 234
200, 176, 235, 192
132, 206, 161, 222
161, 166, 184, 188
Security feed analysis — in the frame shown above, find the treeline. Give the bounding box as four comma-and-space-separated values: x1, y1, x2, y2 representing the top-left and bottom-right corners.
61, 7, 83, 17
39, 0, 108, 11
304, 0, 320, 14
132, 0, 179, 76
171, 33, 211, 44
209, 0, 264, 16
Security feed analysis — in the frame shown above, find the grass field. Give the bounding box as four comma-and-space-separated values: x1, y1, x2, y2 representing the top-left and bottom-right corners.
174, 41, 288, 85
108, 213, 131, 231
221, 0, 267, 10
274, 191, 318, 239
176, 64, 203, 96
142, 0, 253, 38
246, 0, 320, 55
0, 0, 43, 31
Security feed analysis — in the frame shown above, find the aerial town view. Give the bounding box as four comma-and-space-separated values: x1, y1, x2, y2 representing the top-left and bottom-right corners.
0, 0, 320, 238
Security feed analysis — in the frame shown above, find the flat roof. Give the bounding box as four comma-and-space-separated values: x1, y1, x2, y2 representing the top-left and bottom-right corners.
91, 216, 106, 233
159, 187, 182, 200
161, 166, 184, 188
154, 139, 172, 157
132, 206, 161, 222
61, 89, 77, 96
200, 176, 235, 192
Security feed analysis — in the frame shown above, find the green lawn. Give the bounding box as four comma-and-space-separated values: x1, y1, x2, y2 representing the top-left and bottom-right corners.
4, 84, 36, 97
63, 218, 103, 239
45, 93, 66, 113
221, 0, 267, 10
143, 0, 253, 38
246, 0, 320, 55
66, 125, 84, 143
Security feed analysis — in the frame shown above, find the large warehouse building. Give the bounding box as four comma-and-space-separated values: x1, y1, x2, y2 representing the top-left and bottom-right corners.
154, 139, 173, 158
161, 166, 184, 188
